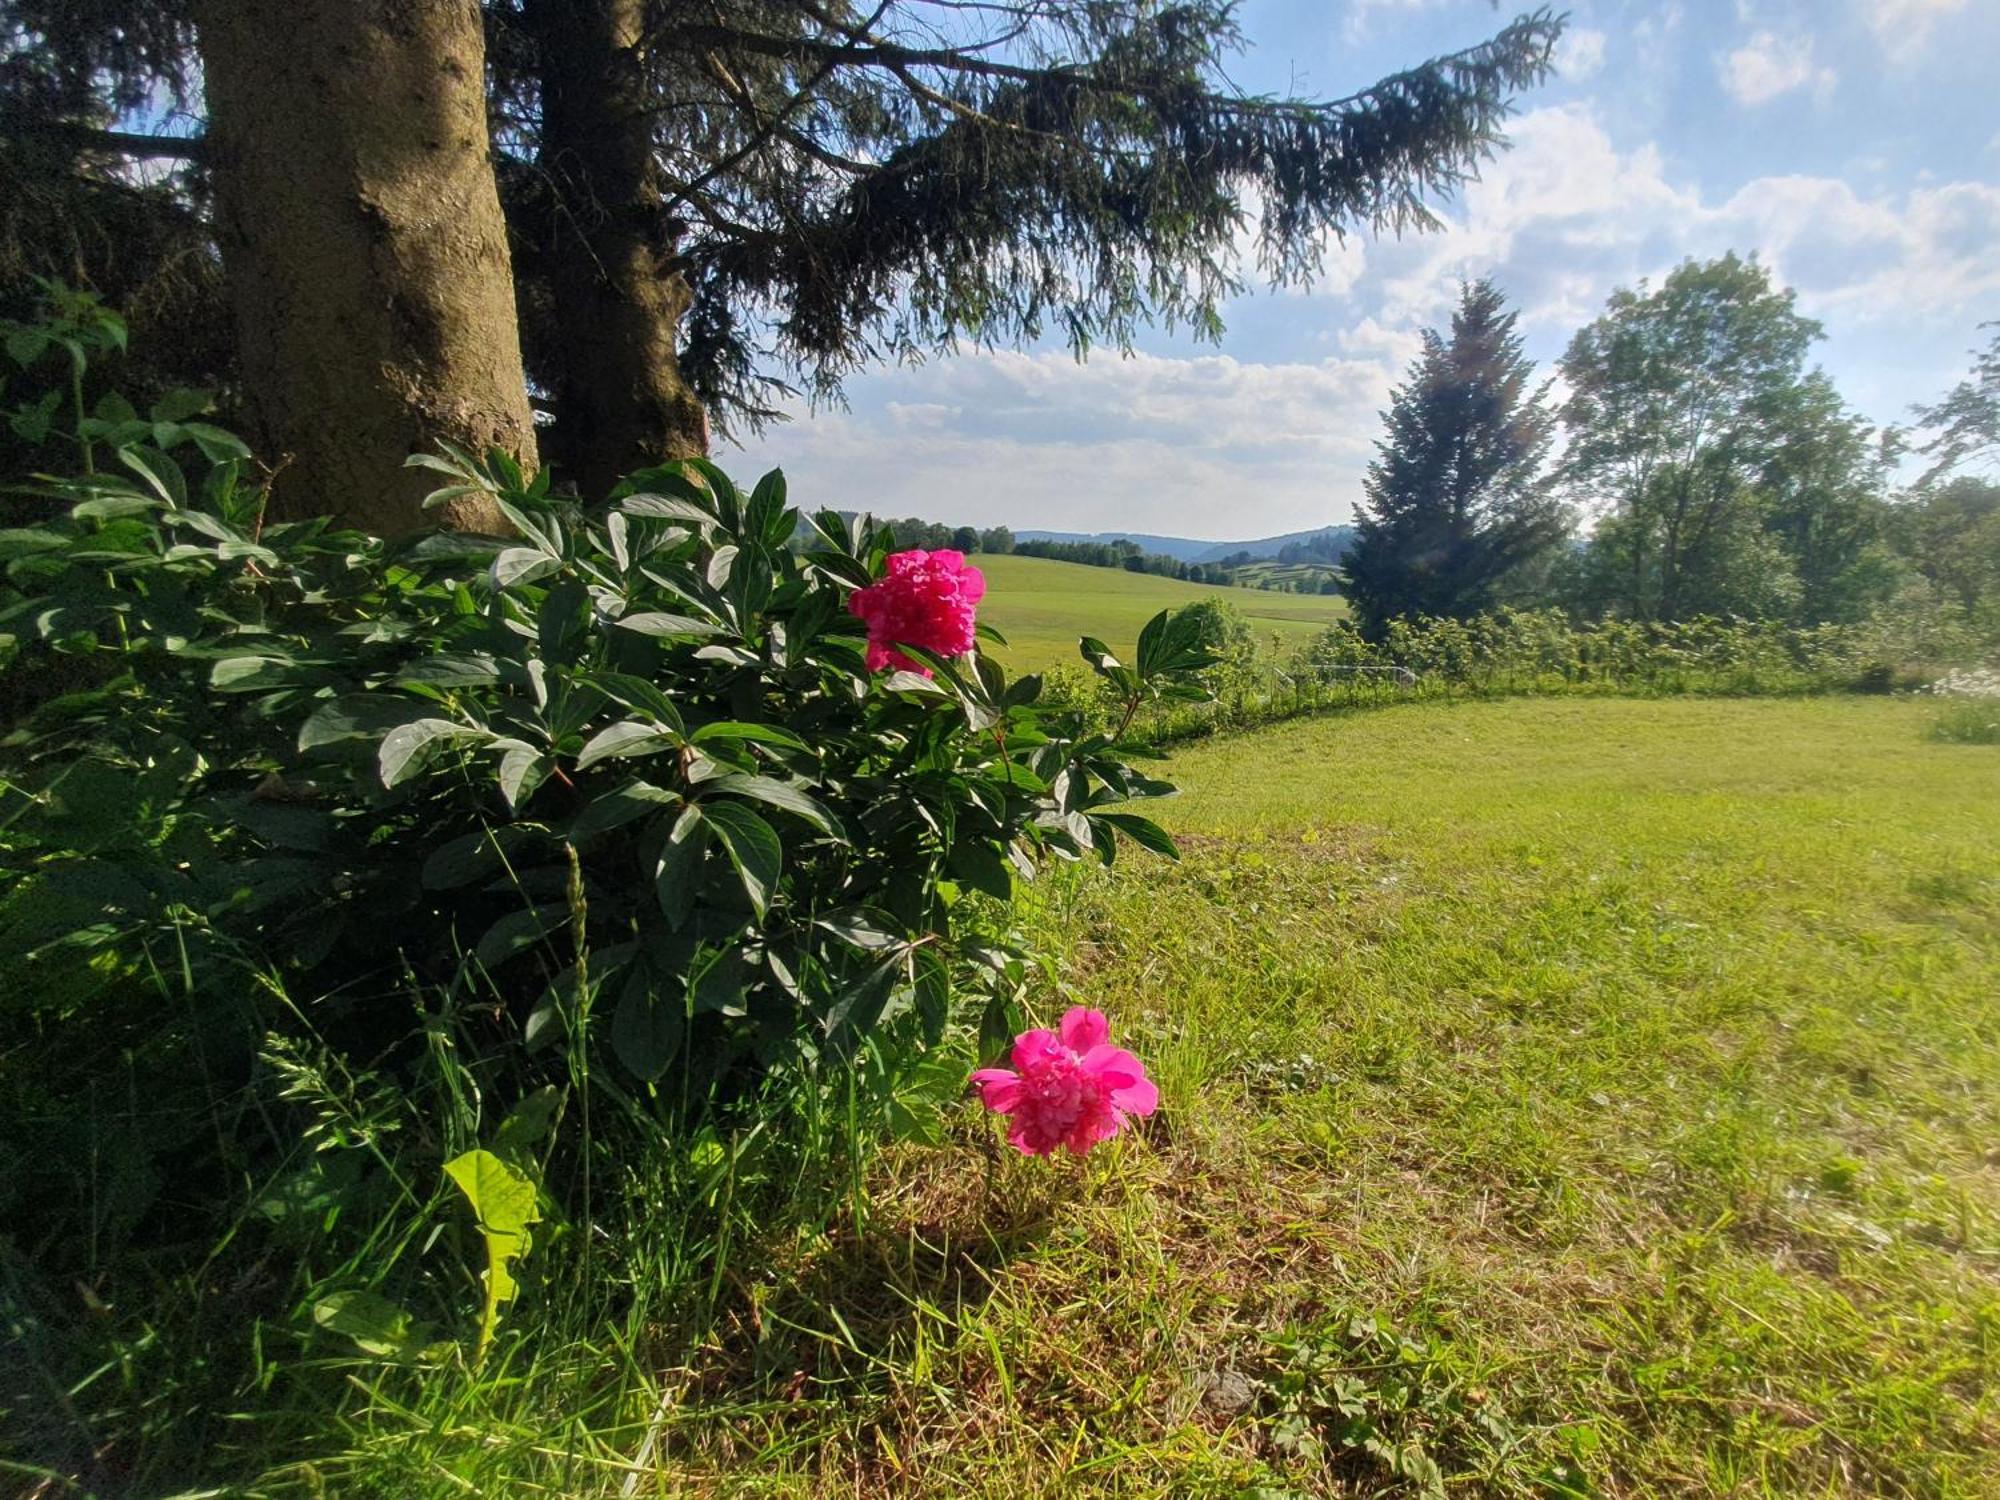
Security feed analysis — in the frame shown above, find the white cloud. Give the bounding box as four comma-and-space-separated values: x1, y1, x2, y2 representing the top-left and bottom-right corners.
1366, 105, 2000, 337
1861, 0, 1968, 58
1558, 28, 1608, 82
1718, 30, 1834, 106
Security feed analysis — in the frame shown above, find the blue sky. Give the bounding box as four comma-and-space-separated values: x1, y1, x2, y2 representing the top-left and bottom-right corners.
728, 0, 2000, 541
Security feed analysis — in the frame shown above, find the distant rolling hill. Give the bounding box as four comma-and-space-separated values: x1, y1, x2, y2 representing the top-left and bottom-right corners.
973, 554, 1346, 674
1013, 524, 1354, 565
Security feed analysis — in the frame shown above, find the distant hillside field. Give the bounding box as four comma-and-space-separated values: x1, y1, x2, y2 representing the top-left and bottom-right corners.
972, 553, 1346, 673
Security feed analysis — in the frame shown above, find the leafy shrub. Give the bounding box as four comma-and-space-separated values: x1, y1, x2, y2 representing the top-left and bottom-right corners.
0, 326, 1214, 1401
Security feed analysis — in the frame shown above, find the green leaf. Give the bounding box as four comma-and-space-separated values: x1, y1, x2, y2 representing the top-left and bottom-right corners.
688, 721, 809, 752
822, 951, 905, 1041
148, 387, 212, 423
574, 719, 682, 772
1095, 812, 1180, 860
182, 422, 252, 463
442, 1149, 541, 1364
616, 610, 723, 639
497, 747, 549, 809
619, 492, 712, 525
569, 779, 680, 838
704, 773, 841, 837
702, 800, 781, 919
948, 840, 1014, 901
814, 906, 906, 952
492, 1086, 562, 1174
474, 903, 567, 970
492, 546, 560, 588
299, 694, 431, 752
395, 653, 500, 688
314, 1290, 425, 1359
655, 804, 708, 929
422, 826, 533, 890
912, 947, 952, 1044
379, 718, 489, 787
611, 969, 683, 1081
117, 445, 186, 508
592, 672, 687, 732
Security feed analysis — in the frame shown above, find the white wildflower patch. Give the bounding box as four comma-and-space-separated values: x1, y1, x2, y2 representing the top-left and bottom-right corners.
1924, 667, 2000, 698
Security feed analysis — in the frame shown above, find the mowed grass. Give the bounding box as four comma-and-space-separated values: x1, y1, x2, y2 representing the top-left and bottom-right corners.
973, 553, 1346, 673
625, 697, 2000, 1497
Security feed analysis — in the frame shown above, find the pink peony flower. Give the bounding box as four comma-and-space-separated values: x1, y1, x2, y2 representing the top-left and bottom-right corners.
970, 1007, 1159, 1157
847, 548, 986, 675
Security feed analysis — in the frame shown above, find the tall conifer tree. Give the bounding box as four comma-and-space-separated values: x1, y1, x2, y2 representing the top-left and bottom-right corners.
1340, 279, 1564, 635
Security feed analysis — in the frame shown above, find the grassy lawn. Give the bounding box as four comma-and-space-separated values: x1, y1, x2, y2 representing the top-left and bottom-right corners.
626, 696, 1999, 1496
201, 696, 1998, 1497
974, 554, 1347, 673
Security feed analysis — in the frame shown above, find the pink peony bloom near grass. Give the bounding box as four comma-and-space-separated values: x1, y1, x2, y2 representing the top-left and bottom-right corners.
970, 1007, 1159, 1157
847, 548, 986, 675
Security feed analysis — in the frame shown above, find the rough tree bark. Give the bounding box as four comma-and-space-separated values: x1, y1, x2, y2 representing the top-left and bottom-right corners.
528, 0, 709, 498
195, 0, 536, 534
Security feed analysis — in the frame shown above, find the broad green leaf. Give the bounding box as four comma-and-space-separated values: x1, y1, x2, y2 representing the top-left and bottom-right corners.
592, 672, 687, 732
474, 903, 567, 970
655, 804, 708, 929
378, 718, 488, 787
617, 610, 722, 639
492, 546, 559, 588
619, 492, 712, 524
568, 779, 679, 838
701, 800, 780, 919
704, 773, 841, 837
575, 719, 682, 772
611, 969, 683, 1080
1094, 811, 1180, 860
821, 951, 904, 1041
314, 1290, 425, 1359
688, 721, 809, 752
442, 1149, 541, 1364
497, 746, 549, 809
492, 1086, 562, 1174
814, 906, 906, 952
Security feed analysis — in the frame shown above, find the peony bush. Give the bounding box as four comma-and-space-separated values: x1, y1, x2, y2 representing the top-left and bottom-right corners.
0, 354, 1218, 1337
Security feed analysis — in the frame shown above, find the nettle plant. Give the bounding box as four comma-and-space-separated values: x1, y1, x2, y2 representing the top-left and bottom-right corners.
1, 380, 1215, 1141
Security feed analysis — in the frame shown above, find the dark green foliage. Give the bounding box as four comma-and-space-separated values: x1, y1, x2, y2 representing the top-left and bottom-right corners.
1890, 477, 2000, 625
2, 429, 1195, 1114
0, 4, 226, 462
1340, 279, 1566, 636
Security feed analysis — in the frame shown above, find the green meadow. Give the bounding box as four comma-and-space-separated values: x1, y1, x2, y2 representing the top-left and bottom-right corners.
973, 554, 1347, 673
270, 695, 1999, 1496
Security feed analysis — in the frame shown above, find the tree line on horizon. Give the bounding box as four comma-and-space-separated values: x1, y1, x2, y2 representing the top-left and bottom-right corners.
1337, 259, 2000, 643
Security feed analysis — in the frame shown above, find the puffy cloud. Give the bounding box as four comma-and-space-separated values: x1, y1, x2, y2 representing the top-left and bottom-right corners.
1718, 30, 1834, 105
1366, 105, 2000, 335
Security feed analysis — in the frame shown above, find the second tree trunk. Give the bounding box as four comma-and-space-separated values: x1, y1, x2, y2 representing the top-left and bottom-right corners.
530, 0, 709, 499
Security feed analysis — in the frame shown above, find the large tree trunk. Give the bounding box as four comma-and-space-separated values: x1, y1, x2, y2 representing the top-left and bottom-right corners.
528, 0, 708, 499
196, 0, 536, 534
